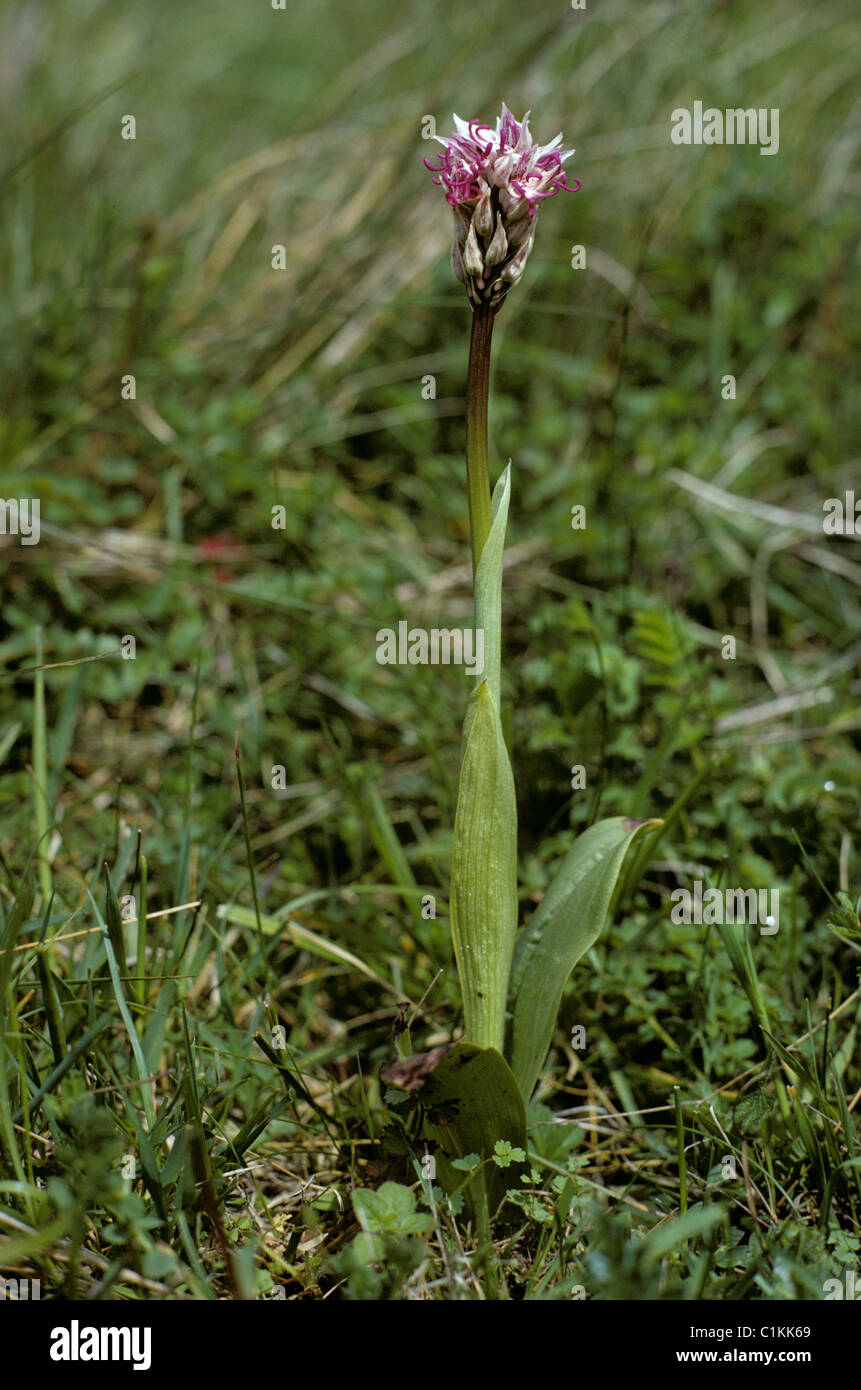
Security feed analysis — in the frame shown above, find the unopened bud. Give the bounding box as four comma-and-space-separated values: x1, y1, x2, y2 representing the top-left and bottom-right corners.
463, 219, 484, 278
451, 238, 468, 284
506, 214, 533, 249
484, 214, 508, 268
500, 234, 534, 284
453, 204, 471, 249
473, 188, 494, 238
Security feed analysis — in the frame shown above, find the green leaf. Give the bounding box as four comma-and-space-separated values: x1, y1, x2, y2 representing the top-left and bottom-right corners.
102, 863, 129, 980
421, 1042, 527, 1217
643, 1204, 726, 1259
142, 1247, 178, 1280
450, 681, 518, 1053
473, 462, 510, 711
508, 816, 660, 1101
352, 1181, 430, 1236
451, 1153, 481, 1172
219, 902, 408, 1002
0, 870, 34, 1002
88, 883, 156, 1132
493, 1140, 525, 1168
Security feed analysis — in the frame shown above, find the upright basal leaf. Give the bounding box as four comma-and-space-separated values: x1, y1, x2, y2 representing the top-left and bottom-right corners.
450, 680, 517, 1054
508, 816, 660, 1101
421, 1041, 527, 1217
473, 462, 510, 711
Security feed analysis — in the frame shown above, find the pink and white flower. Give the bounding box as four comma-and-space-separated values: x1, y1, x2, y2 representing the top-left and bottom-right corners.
425, 104, 578, 306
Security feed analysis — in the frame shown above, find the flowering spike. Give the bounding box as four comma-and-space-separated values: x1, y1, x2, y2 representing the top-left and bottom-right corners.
427, 103, 578, 307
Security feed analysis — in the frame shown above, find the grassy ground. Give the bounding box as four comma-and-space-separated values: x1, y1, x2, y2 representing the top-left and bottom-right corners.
1, 0, 860, 1299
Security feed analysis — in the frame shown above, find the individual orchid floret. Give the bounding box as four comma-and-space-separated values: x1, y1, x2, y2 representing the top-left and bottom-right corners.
425, 103, 579, 307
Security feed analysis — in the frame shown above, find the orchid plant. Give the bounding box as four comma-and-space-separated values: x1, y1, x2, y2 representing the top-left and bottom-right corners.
392, 106, 658, 1213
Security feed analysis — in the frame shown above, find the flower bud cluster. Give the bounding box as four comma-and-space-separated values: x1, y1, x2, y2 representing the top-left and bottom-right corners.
425, 104, 578, 306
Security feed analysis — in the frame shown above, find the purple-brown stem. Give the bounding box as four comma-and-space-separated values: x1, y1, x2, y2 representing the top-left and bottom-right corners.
465, 299, 496, 579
